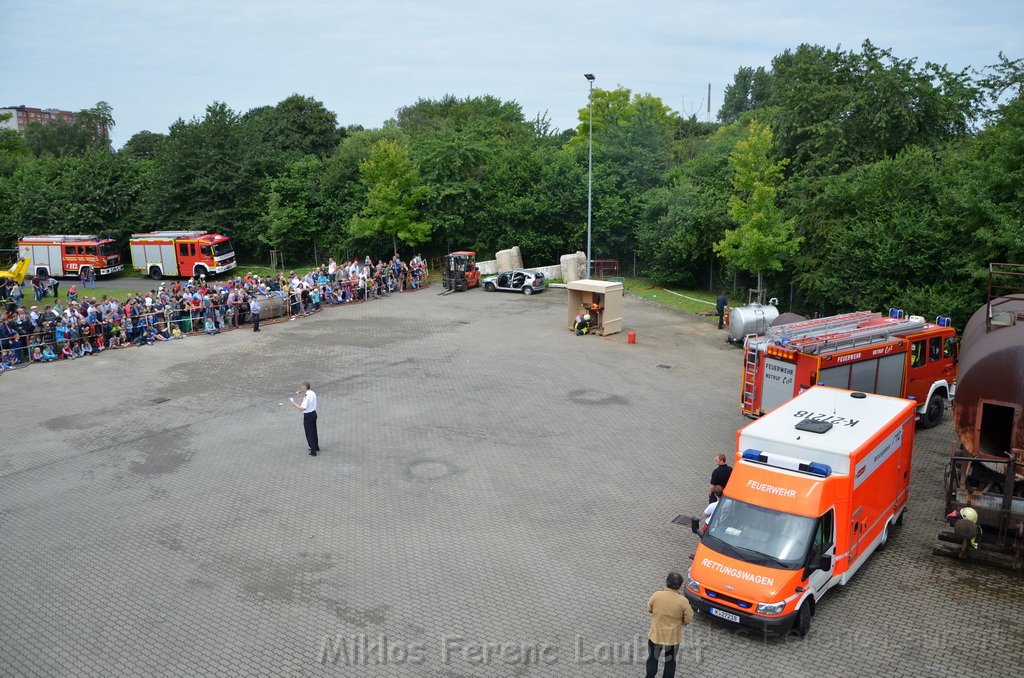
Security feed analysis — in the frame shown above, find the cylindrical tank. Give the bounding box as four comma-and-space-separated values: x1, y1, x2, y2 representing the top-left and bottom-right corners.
728, 302, 779, 342
953, 297, 1024, 479
258, 293, 291, 320
560, 252, 586, 283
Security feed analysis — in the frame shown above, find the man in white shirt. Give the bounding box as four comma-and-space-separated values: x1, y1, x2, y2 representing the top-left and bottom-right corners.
290, 382, 319, 456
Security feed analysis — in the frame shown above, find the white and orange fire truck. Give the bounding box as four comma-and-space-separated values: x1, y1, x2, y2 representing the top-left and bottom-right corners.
740, 310, 957, 428
129, 230, 237, 280
685, 386, 917, 637
18, 234, 124, 278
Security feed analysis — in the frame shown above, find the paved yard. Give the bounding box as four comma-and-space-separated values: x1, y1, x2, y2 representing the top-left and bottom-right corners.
0, 287, 1020, 677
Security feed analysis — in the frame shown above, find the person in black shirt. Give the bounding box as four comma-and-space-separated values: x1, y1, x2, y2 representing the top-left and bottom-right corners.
709, 453, 732, 503
716, 293, 728, 330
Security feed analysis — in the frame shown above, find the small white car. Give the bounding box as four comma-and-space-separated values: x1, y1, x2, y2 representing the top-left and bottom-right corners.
482, 269, 546, 295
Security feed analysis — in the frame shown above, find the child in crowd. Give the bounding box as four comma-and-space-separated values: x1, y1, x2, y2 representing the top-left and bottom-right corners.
81, 339, 93, 356
170, 326, 183, 339
41, 344, 57, 362
94, 333, 106, 351
61, 342, 74, 360
204, 317, 220, 335
67, 285, 78, 302
71, 341, 84, 359
31, 345, 43, 362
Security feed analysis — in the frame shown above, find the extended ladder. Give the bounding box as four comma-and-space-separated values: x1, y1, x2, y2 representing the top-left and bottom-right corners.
766, 310, 879, 342
787, 316, 929, 354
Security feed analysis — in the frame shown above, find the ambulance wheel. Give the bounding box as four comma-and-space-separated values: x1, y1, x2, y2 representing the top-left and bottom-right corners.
895, 509, 904, 527
879, 521, 890, 549
919, 394, 944, 429
794, 600, 812, 637
149, 266, 162, 280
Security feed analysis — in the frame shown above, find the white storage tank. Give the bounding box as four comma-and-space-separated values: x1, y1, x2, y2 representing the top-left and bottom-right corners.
728, 299, 779, 343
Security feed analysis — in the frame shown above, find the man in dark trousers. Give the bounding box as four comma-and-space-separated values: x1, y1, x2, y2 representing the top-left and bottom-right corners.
715, 292, 728, 329
645, 571, 694, 678
709, 453, 732, 503
249, 296, 261, 332
290, 382, 319, 455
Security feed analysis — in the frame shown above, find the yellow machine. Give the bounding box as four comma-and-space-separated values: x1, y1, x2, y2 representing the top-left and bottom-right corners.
0, 258, 30, 285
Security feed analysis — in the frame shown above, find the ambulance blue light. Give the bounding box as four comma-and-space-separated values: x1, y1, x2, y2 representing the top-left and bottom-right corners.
742, 449, 767, 463
803, 462, 833, 477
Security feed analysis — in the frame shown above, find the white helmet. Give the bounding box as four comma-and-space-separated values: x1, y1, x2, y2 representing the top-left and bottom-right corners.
583, 314, 590, 321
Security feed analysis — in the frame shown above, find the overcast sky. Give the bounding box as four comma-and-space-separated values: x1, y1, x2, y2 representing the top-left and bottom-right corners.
2, 0, 1021, 148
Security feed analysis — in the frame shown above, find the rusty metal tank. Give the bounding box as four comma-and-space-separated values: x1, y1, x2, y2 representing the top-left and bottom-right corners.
953, 296, 1024, 480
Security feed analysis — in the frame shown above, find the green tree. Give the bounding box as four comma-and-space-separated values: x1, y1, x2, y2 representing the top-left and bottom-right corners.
718, 66, 773, 124
260, 156, 326, 263
120, 130, 167, 160
714, 120, 800, 297
0, 112, 31, 177
350, 139, 431, 252
243, 94, 341, 160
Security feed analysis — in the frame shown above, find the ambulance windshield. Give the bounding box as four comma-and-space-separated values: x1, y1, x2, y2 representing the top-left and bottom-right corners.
704, 498, 816, 570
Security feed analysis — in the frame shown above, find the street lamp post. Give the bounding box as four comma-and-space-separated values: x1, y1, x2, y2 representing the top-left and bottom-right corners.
584, 73, 595, 279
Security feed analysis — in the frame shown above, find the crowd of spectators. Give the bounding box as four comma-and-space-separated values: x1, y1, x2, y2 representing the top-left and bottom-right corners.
0, 254, 429, 373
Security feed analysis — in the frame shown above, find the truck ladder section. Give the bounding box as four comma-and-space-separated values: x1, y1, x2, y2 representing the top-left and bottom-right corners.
765, 310, 879, 342
741, 338, 760, 413
787, 316, 929, 355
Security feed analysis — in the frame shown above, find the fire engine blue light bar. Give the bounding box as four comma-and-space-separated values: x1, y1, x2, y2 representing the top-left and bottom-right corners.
889, 308, 904, 319
799, 462, 833, 477
741, 449, 767, 463
936, 316, 951, 327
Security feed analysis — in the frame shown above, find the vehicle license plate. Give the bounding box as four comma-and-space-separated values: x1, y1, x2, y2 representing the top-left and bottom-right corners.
709, 607, 741, 623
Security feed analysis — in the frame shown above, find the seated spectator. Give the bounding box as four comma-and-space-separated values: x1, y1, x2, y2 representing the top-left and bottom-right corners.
71, 340, 84, 359
31, 345, 43, 362
204, 317, 220, 335
41, 344, 57, 362
80, 339, 93, 356
61, 343, 74, 360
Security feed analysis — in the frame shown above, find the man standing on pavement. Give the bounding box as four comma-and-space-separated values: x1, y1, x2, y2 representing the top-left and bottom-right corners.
645, 571, 693, 678
709, 453, 732, 503
290, 382, 319, 456
249, 296, 261, 332
715, 292, 728, 330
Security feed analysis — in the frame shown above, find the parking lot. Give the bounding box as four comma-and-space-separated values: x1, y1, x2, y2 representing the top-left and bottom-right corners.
1, 286, 1020, 677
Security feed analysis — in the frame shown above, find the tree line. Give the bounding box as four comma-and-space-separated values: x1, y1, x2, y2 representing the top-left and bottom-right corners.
0, 40, 1021, 325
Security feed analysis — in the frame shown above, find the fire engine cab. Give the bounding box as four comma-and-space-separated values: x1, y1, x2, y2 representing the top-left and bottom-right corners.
741, 310, 957, 428
129, 230, 236, 280
18, 234, 124, 278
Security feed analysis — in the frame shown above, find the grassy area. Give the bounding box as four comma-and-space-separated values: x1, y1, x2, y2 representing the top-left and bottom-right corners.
621, 278, 719, 316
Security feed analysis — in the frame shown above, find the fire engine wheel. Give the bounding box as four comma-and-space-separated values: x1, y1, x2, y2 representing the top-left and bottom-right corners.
149, 266, 162, 280
484, 282, 495, 292
195, 266, 208, 279
522, 286, 534, 295
795, 600, 813, 637
919, 394, 944, 429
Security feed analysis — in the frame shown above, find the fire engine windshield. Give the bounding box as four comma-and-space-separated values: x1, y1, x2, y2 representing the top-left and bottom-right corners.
211, 241, 234, 257
704, 498, 816, 570
98, 243, 119, 256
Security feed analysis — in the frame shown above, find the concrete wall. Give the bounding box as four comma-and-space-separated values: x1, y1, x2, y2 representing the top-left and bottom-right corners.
475, 250, 580, 282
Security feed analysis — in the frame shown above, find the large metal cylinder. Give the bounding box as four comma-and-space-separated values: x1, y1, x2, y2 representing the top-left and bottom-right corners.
953, 297, 1024, 479
728, 302, 779, 342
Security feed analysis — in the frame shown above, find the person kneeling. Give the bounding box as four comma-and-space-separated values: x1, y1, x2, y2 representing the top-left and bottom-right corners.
574, 313, 591, 336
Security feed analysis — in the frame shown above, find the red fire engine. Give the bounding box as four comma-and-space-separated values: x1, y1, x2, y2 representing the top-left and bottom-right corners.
129, 230, 237, 279
741, 309, 958, 428
18, 234, 124, 278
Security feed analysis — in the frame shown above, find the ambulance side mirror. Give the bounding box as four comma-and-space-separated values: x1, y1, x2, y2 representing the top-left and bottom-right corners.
816, 554, 832, 572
